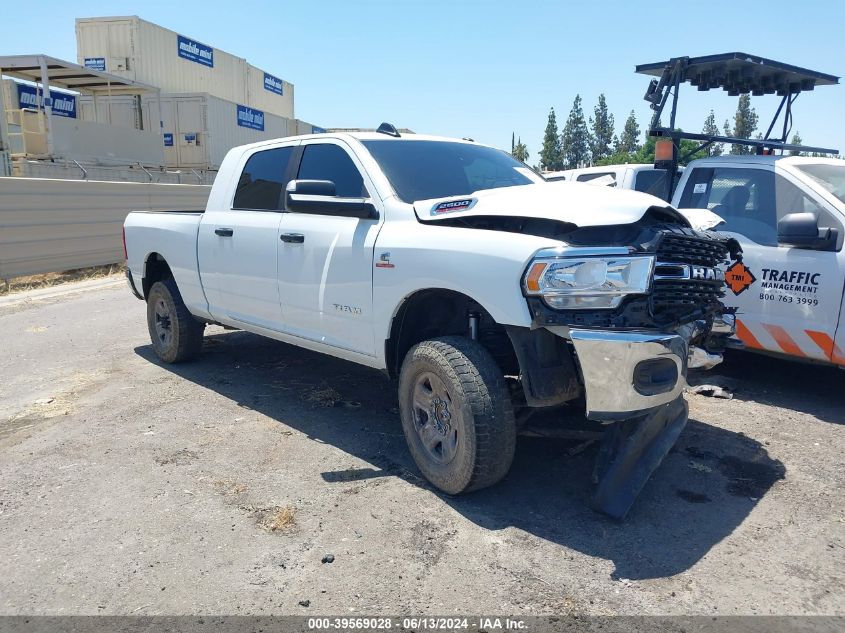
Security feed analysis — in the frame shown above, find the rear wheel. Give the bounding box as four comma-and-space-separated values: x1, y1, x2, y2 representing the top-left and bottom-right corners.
146, 277, 204, 363
398, 336, 516, 494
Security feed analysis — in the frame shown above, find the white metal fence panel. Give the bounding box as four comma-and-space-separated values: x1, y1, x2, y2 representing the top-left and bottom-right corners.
0, 177, 210, 279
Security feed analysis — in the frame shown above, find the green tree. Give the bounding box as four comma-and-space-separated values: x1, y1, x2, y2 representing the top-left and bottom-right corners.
561, 94, 590, 169
726, 94, 759, 155
701, 110, 723, 156
539, 108, 563, 171
617, 110, 641, 154
511, 135, 529, 163
589, 94, 615, 163
789, 132, 803, 156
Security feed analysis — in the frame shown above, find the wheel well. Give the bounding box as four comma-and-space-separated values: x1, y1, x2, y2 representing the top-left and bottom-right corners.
141, 253, 173, 299
385, 289, 518, 379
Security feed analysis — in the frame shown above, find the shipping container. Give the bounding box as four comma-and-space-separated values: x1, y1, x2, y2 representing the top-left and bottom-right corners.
142, 93, 291, 170
75, 16, 295, 119
79, 92, 299, 170
245, 63, 294, 119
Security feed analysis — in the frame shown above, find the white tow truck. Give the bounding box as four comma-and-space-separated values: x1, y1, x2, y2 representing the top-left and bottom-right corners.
635, 52, 844, 367
123, 124, 735, 518
672, 156, 845, 366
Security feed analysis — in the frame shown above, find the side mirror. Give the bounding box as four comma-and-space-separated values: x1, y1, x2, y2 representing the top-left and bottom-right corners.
777, 212, 837, 251
285, 180, 378, 220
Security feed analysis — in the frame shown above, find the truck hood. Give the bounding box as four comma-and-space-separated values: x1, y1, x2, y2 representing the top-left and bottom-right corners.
414, 182, 685, 228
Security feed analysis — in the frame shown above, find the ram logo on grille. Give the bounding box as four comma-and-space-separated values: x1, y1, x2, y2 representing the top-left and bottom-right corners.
691, 266, 724, 281
654, 263, 724, 282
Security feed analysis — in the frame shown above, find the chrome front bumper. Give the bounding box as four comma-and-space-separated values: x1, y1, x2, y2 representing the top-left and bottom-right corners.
567, 329, 688, 420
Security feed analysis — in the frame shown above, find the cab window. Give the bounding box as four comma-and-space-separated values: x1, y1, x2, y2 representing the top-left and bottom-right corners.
681, 168, 777, 245
576, 172, 617, 186
680, 166, 840, 248
297, 143, 369, 198
232, 146, 295, 210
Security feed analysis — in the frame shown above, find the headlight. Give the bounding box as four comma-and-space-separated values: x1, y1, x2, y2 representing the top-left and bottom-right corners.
523, 254, 654, 309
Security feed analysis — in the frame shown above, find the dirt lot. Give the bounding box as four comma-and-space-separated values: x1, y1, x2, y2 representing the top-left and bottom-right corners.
0, 280, 843, 616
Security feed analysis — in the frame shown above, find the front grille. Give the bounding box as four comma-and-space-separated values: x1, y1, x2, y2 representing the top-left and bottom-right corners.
651, 230, 729, 323
656, 231, 727, 267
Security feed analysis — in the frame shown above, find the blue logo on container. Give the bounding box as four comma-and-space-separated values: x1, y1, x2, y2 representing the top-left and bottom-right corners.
163, 133, 174, 147
263, 73, 283, 96
311, 126, 327, 134
84, 57, 106, 71
237, 104, 265, 131
177, 34, 214, 67
16, 83, 76, 118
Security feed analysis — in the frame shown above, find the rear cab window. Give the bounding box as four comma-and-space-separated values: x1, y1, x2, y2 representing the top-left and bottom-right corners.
576, 172, 617, 186
233, 146, 296, 210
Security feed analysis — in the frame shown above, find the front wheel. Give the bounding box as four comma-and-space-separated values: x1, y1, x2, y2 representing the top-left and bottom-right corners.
146, 277, 205, 363
398, 336, 516, 495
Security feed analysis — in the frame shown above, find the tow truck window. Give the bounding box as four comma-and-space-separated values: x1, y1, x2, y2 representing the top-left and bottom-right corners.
681, 168, 777, 245
361, 140, 538, 203
297, 143, 369, 198
795, 164, 845, 205
681, 166, 840, 247
232, 146, 295, 211
633, 170, 673, 199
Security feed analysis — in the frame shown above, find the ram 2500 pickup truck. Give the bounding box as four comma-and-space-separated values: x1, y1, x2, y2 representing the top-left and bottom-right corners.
124, 126, 736, 518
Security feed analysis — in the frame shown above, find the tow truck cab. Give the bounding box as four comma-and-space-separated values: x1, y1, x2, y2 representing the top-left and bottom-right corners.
673, 156, 845, 366
635, 52, 844, 367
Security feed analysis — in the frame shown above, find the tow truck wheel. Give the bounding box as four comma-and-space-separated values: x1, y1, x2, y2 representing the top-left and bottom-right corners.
398, 336, 516, 495
146, 277, 205, 363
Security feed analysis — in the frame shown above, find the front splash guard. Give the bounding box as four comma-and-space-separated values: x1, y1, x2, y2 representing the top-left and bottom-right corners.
591, 395, 688, 519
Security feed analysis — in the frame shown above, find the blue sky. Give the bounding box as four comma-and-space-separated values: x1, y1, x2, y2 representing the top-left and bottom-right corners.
2, 0, 842, 161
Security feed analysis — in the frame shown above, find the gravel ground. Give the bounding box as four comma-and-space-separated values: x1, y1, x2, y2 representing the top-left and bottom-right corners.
0, 280, 843, 616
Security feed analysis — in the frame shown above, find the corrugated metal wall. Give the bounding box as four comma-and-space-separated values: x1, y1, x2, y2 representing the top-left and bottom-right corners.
141, 93, 291, 169
0, 178, 210, 279
76, 16, 295, 119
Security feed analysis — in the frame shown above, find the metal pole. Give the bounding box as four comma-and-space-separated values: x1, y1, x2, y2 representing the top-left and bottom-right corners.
0, 74, 11, 175
38, 55, 54, 156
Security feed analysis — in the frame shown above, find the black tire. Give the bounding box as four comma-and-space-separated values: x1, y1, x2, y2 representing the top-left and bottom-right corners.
398, 336, 516, 495
146, 277, 205, 363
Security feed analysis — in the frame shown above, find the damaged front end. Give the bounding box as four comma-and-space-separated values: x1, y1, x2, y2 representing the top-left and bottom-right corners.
514, 216, 740, 518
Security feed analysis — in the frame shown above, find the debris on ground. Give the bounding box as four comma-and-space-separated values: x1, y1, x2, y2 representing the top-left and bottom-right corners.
322, 553, 335, 564
303, 387, 342, 408
686, 384, 733, 399
254, 505, 296, 532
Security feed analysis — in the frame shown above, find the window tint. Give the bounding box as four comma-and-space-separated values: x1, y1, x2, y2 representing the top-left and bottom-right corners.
361, 140, 538, 203
297, 143, 368, 198
634, 170, 671, 200
232, 147, 294, 210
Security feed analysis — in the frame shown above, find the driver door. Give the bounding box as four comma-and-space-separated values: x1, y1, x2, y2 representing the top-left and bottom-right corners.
276, 140, 383, 356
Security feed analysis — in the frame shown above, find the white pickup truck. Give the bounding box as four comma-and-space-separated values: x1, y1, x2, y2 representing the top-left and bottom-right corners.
672, 155, 845, 367
123, 127, 736, 518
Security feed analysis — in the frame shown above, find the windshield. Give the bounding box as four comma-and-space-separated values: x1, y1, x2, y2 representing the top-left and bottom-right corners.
794, 163, 845, 206
361, 139, 540, 203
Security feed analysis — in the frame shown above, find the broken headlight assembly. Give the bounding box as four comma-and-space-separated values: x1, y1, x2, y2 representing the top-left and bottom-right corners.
522, 249, 654, 310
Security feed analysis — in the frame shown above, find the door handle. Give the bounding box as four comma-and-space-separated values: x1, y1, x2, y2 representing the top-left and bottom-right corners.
214, 227, 234, 237
280, 233, 305, 243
